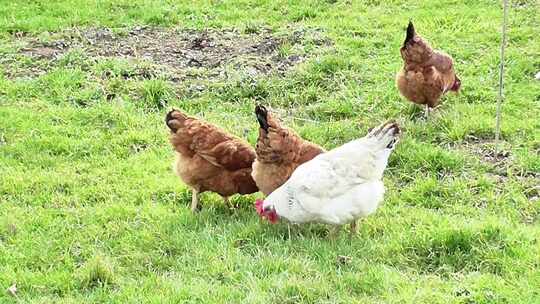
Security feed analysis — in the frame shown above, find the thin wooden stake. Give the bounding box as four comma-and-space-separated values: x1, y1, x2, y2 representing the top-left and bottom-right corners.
495, 0, 509, 150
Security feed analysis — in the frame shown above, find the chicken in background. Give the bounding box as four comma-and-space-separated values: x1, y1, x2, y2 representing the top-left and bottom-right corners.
251, 105, 325, 196
166, 109, 258, 212
396, 21, 461, 117
255, 121, 401, 236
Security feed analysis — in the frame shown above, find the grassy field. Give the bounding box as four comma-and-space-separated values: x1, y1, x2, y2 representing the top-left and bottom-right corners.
1, 0, 539, 303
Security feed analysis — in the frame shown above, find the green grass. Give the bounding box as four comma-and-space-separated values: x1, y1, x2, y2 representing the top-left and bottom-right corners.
1, 0, 539, 303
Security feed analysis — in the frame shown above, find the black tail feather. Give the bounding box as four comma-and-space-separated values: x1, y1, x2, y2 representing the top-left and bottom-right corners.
404, 20, 415, 46
255, 105, 269, 132
165, 109, 178, 132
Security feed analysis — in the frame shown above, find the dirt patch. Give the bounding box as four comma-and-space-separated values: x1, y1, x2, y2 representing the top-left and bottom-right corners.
8, 26, 332, 82
461, 135, 512, 167
456, 136, 539, 185
20, 44, 67, 59
458, 136, 540, 218
82, 26, 314, 81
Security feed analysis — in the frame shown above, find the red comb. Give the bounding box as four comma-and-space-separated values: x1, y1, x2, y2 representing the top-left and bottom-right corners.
254, 199, 264, 215
266, 210, 278, 224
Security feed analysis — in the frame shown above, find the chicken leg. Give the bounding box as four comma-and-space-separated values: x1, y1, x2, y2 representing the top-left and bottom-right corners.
349, 220, 357, 238
191, 189, 199, 212
288, 224, 291, 240
424, 104, 430, 119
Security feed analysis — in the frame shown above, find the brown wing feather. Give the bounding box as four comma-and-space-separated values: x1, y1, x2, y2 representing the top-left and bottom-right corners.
253, 108, 325, 195
256, 124, 323, 164
168, 110, 255, 171
298, 141, 325, 164
428, 51, 454, 73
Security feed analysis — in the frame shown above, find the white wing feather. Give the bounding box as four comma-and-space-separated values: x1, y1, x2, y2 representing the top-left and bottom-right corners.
286, 142, 379, 214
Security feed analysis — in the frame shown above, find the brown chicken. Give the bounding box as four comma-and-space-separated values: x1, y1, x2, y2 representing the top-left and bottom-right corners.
396, 21, 461, 117
251, 105, 325, 196
166, 109, 258, 212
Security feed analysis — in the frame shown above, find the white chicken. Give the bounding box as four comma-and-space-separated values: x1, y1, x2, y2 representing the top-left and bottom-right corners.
255, 121, 400, 235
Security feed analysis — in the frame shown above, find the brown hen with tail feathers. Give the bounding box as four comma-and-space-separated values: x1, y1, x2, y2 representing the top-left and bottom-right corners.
396, 21, 461, 109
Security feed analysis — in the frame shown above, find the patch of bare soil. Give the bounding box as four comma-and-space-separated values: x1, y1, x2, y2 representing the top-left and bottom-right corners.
9, 26, 332, 81
461, 135, 512, 167
461, 137, 539, 225
459, 135, 539, 203
20, 41, 68, 59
